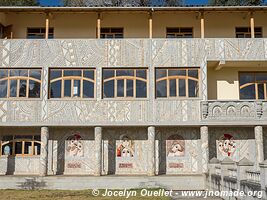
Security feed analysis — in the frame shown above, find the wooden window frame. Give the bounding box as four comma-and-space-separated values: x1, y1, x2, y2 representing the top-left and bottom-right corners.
166, 27, 194, 38
0, 68, 42, 99
0, 135, 41, 157
102, 68, 148, 99
239, 72, 267, 100
27, 27, 54, 39
235, 27, 262, 38
49, 68, 96, 99
100, 27, 124, 39
155, 68, 200, 99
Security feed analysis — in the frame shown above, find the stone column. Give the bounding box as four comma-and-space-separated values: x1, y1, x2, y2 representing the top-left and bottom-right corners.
147, 126, 155, 176
94, 127, 102, 176
255, 126, 264, 167
259, 160, 267, 199
200, 126, 209, 174
40, 127, 49, 176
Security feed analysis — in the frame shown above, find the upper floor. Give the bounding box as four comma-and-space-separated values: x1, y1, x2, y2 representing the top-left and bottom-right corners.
0, 6, 267, 39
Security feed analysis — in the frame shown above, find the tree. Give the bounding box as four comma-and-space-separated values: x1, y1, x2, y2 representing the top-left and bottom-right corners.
0, 0, 39, 6
208, 0, 262, 6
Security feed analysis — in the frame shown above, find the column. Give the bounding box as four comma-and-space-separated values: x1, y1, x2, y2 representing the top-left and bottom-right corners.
94, 127, 102, 176
200, 12, 205, 39
45, 13, 49, 39
250, 12, 255, 38
97, 13, 101, 39
149, 12, 152, 39
40, 126, 49, 176
147, 126, 155, 176
255, 126, 264, 166
200, 126, 209, 174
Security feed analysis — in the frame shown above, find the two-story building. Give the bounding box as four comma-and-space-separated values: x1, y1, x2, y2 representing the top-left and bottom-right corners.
0, 5, 267, 190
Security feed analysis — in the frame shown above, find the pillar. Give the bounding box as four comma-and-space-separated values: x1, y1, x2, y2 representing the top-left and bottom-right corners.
45, 13, 49, 39
149, 12, 152, 39
94, 126, 102, 176
255, 126, 264, 166
200, 12, 205, 39
97, 13, 101, 39
259, 160, 267, 199
201, 126, 209, 174
147, 126, 155, 176
250, 12, 255, 38
40, 126, 49, 176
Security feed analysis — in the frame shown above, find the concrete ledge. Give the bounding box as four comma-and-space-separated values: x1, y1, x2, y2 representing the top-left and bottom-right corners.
0, 174, 206, 190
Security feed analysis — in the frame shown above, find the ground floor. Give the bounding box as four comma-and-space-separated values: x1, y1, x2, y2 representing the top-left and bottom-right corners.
0, 126, 266, 177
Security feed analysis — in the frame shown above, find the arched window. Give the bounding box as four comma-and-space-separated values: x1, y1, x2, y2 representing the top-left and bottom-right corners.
103, 69, 147, 98
239, 72, 267, 100
0, 69, 41, 98
156, 68, 199, 98
49, 69, 95, 98
0, 135, 41, 156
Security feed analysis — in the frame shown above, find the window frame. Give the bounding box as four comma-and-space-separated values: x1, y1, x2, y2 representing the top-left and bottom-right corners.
0, 135, 41, 157
166, 27, 194, 38
102, 68, 148, 99
100, 27, 124, 39
0, 68, 42, 99
27, 27, 54, 39
49, 68, 96, 99
155, 67, 200, 99
239, 71, 267, 100
235, 27, 262, 38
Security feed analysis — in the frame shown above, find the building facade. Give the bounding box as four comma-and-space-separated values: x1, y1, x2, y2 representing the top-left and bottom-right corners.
0, 6, 267, 189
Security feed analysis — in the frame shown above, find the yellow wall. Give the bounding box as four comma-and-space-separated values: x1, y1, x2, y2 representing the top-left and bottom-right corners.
208, 66, 267, 100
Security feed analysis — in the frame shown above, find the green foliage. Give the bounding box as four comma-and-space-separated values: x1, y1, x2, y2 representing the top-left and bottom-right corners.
0, 0, 39, 6
208, 0, 263, 6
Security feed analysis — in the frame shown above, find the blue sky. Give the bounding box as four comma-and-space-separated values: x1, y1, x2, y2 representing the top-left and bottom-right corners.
39, 0, 209, 6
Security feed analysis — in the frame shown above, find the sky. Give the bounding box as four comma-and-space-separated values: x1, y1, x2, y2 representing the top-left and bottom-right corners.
39, 0, 209, 6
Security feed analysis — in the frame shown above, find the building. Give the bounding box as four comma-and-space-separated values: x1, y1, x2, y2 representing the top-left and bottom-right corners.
0, 5, 267, 190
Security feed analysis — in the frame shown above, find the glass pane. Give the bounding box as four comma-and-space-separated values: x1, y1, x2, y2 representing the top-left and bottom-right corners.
83, 81, 94, 98
24, 142, 32, 155
258, 84, 265, 100
19, 79, 27, 97
256, 73, 267, 82
29, 80, 40, 98
103, 70, 114, 79
240, 85, 256, 99
240, 73, 254, 86
64, 80, 71, 97
84, 70, 94, 80
116, 70, 134, 77
136, 80, 147, 98
178, 70, 186, 76
64, 70, 81, 77
103, 80, 114, 98
156, 69, 167, 79
73, 80, 80, 97
179, 79, 186, 97
10, 69, 28, 77
50, 81, 62, 98
50, 70, 62, 80
29, 70, 41, 80
2, 143, 12, 155
169, 79, 177, 97
34, 142, 41, 155
34, 135, 41, 141
14, 135, 32, 139
188, 69, 198, 79
156, 80, 167, 98
126, 79, 133, 97
168, 69, 179, 76
0, 69, 7, 79
0, 80, 7, 98
117, 79, 124, 97
188, 80, 198, 97
2, 135, 13, 141
10, 79, 17, 97
15, 142, 22, 154
136, 70, 147, 79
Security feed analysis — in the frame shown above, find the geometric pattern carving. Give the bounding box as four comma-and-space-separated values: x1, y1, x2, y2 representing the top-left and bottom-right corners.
0, 101, 7, 122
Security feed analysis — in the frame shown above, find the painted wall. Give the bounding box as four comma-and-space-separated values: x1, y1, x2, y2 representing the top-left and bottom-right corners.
2, 12, 267, 39
208, 66, 267, 100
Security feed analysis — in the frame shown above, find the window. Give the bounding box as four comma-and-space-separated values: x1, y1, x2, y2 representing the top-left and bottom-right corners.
236, 27, 262, 38
27, 28, 54, 39
103, 69, 147, 98
49, 69, 95, 98
0, 135, 41, 156
239, 72, 267, 100
166, 27, 193, 38
100, 27, 123, 39
156, 68, 199, 98
0, 69, 41, 98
